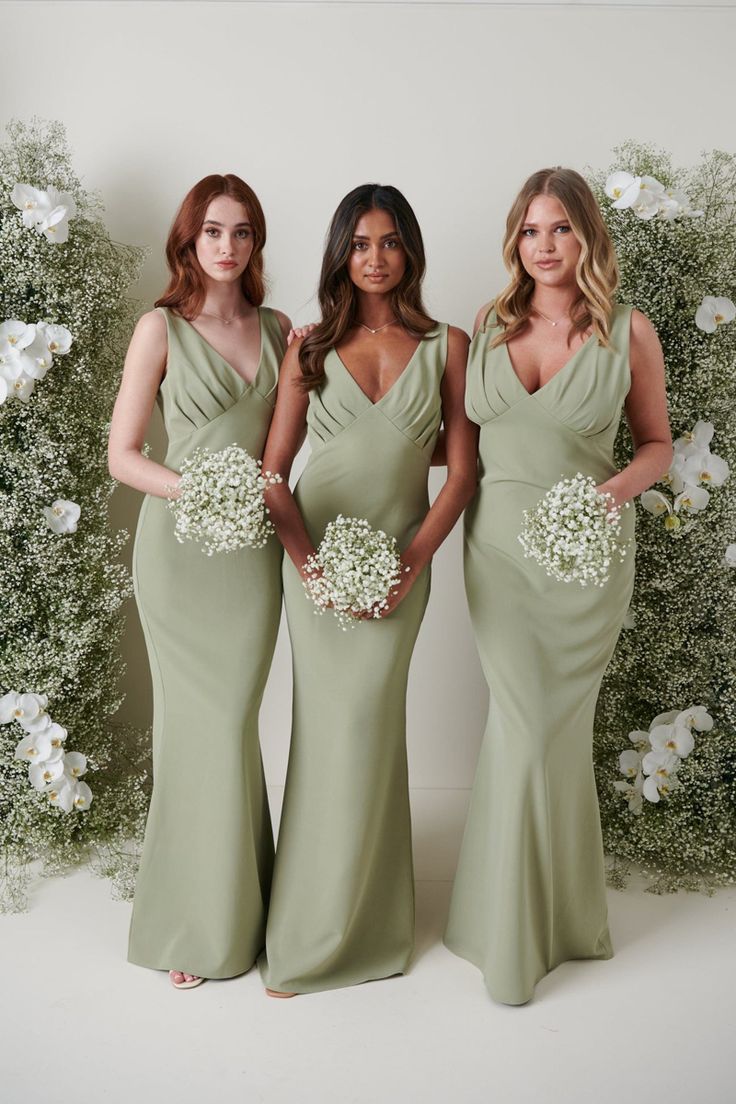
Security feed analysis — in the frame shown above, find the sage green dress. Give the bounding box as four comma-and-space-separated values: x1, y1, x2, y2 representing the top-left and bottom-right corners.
260, 325, 448, 994
128, 306, 285, 979
445, 305, 635, 1005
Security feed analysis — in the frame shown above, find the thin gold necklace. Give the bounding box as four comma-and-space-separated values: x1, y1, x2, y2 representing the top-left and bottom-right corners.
533, 306, 569, 328
199, 309, 249, 326
357, 319, 399, 335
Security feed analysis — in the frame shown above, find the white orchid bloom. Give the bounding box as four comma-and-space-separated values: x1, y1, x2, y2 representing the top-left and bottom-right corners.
35, 321, 73, 357
605, 172, 641, 209
29, 758, 65, 791
631, 177, 664, 220
614, 776, 644, 814
619, 749, 643, 777
14, 729, 53, 763
695, 296, 736, 334
0, 348, 26, 382
725, 544, 736, 567
642, 748, 680, 784
70, 780, 93, 811
628, 728, 650, 747
0, 375, 7, 405
10, 183, 52, 228
643, 772, 681, 803
649, 709, 680, 729
0, 319, 35, 356
658, 194, 682, 221
46, 723, 68, 750
62, 751, 87, 780
0, 691, 22, 724
684, 421, 715, 449
674, 484, 710, 513
640, 489, 672, 516
683, 450, 730, 488
9, 372, 36, 403
46, 778, 75, 813
649, 723, 695, 758
662, 452, 687, 494
676, 705, 713, 732
35, 188, 77, 244
43, 499, 81, 534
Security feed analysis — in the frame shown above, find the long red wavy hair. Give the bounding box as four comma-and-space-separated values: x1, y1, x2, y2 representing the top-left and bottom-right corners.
155, 174, 267, 319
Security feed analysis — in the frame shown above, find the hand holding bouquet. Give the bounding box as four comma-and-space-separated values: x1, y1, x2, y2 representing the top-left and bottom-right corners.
168, 443, 282, 555
518, 473, 631, 587
302, 514, 407, 629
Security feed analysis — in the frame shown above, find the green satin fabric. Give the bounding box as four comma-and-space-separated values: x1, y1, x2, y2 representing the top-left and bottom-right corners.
260, 326, 448, 994
445, 305, 635, 1005
128, 306, 285, 979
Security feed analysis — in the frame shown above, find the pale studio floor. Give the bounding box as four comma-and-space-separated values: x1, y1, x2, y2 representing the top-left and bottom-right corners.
1, 815, 734, 1104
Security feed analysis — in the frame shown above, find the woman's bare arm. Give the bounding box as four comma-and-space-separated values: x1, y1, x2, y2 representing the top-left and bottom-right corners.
260, 340, 314, 575
108, 311, 182, 499
380, 326, 478, 615
598, 310, 673, 508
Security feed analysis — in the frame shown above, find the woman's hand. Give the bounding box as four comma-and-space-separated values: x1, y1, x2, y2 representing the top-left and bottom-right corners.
287, 323, 318, 346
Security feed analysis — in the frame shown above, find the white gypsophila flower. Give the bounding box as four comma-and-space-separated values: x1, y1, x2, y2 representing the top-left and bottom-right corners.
303, 514, 405, 630
518, 473, 631, 588
168, 443, 282, 555
725, 544, 736, 567
43, 499, 81, 534
695, 296, 736, 334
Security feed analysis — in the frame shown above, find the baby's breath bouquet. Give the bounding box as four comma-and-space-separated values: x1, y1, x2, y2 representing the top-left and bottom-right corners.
168, 443, 282, 555
518, 473, 631, 587
303, 514, 406, 630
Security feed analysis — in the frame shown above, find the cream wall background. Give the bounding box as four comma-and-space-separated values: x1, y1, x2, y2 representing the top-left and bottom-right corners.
2, 1, 733, 875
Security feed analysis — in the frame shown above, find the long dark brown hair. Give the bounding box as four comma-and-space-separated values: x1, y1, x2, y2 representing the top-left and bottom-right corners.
155, 174, 267, 319
491, 167, 618, 349
298, 184, 437, 390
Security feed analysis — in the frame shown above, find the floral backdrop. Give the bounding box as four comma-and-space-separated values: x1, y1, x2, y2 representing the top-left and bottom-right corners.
0, 124, 733, 909
0, 120, 149, 911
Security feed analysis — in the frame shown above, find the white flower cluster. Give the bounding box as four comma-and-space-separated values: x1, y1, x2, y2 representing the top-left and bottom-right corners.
614, 705, 713, 813
0, 692, 92, 813
641, 420, 729, 535
0, 318, 72, 405
604, 171, 702, 221
518, 473, 631, 587
168, 443, 282, 555
303, 514, 405, 630
694, 295, 736, 334
10, 183, 77, 243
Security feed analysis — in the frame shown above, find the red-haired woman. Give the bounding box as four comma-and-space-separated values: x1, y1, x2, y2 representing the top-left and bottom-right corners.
109, 175, 291, 990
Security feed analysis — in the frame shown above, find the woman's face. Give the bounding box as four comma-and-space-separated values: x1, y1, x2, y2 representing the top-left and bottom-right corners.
194, 195, 254, 284
347, 207, 407, 295
517, 193, 582, 290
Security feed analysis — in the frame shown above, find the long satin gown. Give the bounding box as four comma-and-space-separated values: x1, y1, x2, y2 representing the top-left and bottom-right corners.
260, 325, 448, 994
445, 304, 635, 1004
128, 306, 285, 979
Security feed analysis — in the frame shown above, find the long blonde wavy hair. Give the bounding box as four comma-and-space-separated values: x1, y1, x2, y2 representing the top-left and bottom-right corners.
491, 168, 618, 349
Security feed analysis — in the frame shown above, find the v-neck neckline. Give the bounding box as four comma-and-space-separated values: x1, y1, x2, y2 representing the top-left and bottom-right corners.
503, 330, 596, 398
179, 307, 264, 390
332, 338, 423, 406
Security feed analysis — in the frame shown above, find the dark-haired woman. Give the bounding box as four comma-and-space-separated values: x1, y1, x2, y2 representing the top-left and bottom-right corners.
258, 185, 477, 996
108, 176, 291, 989
444, 168, 672, 1004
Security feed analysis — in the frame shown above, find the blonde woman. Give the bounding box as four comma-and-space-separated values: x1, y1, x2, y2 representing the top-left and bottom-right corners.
445, 168, 672, 1004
